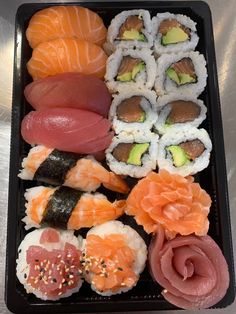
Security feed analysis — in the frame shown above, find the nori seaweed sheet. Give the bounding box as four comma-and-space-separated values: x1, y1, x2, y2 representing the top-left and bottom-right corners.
34, 149, 82, 185
41, 186, 82, 229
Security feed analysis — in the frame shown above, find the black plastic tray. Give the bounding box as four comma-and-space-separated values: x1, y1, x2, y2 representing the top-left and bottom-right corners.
5, 1, 235, 313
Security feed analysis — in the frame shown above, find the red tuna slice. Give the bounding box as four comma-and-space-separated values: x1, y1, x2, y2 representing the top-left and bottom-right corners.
21, 108, 113, 154
26, 243, 82, 298
40, 228, 60, 244
24, 73, 111, 117
148, 226, 229, 309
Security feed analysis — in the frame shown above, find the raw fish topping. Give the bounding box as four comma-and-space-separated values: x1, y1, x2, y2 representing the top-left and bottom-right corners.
26, 6, 107, 48
149, 226, 229, 309
26, 242, 82, 298
126, 170, 211, 238
84, 234, 137, 292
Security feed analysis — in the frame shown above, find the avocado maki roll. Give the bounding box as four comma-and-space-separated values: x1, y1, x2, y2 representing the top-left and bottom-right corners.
155, 51, 207, 96
106, 131, 158, 178
109, 89, 158, 134
105, 9, 153, 53
155, 93, 207, 134
157, 126, 212, 176
152, 13, 199, 55
105, 48, 156, 92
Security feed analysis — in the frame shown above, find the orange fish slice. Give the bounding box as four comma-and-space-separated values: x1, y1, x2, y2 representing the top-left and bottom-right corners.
27, 38, 107, 80
26, 6, 107, 48
126, 170, 211, 238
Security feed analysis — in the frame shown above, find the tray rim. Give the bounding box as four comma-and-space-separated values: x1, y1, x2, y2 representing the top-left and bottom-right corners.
5, 1, 235, 313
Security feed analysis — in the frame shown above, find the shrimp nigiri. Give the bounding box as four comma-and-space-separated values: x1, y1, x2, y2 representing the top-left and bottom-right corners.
23, 186, 126, 230
18, 145, 129, 194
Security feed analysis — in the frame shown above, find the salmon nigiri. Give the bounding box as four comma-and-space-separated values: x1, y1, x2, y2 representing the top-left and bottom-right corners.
26, 6, 107, 48
27, 38, 107, 80
23, 186, 126, 230
18, 145, 129, 194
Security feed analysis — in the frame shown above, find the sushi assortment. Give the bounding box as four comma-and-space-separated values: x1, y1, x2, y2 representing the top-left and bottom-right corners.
14, 4, 230, 312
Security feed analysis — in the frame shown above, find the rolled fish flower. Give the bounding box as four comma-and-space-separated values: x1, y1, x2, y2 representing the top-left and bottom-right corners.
125, 169, 211, 238
149, 225, 229, 309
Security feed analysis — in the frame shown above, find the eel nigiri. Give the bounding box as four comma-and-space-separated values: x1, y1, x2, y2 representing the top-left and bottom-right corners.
27, 38, 107, 80
83, 221, 147, 296
23, 186, 126, 230
26, 6, 107, 48
21, 108, 113, 155
24, 73, 111, 117
18, 145, 129, 194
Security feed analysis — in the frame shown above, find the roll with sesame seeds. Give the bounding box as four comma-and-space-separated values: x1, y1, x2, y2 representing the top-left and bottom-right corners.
16, 228, 83, 300
82, 220, 147, 296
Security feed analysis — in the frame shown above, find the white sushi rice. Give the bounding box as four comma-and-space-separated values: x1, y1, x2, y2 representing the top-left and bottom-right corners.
157, 126, 212, 176
84, 220, 147, 296
155, 51, 207, 96
109, 89, 158, 134
152, 12, 199, 55
155, 93, 207, 134
105, 9, 153, 52
18, 145, 53, 180
106, 131, 158, 178
16, 228, 83, 301
22, 186, 57, 230
105, 48, 156, 93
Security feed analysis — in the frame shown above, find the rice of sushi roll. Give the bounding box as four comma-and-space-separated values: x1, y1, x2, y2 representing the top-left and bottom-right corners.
155, 93, 207, 134
105, 48, 156, 93
82, 220, 147, 296
157, 126, 212, 176
18, 145, 129, 194
105, 9, 153, 53
106, 131, 158, 178
22, 186, 125, 230
109, 89, 158, 134
16, 228, 83, 301
155, 51, 207, 96
152, 13, 199, 55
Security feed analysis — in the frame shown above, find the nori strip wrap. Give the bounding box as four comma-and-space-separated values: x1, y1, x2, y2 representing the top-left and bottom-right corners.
42, 186, 82, 229
34, 149, 82, 185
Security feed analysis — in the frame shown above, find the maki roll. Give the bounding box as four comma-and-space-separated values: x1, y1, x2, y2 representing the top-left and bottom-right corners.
155, 51, 207, 96
106, 131, 158, 178
105, 9, 153, 52
157, 126, 212, 176
109, 89, 158, 134
82, 220, 147, 296
155, 93, 207, 134
105, 48, 156, 92
23, 186, 125, 230
18, 145, 129, 194
152, 13, 199, 55
16, 228, 83, 300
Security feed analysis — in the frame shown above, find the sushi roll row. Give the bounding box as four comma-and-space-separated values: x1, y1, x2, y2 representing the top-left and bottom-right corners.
105, 10, 211, 178
105, 10, 199, 55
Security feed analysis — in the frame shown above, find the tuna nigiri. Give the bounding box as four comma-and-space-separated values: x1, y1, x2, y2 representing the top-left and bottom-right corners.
26, 6, 107, 48
126, 170, 211, 238
21, 108, 113, 155
27, 38, 107, 80
24, 73, 111, 117
18, 145, 129, 194
23, 186, 126, 230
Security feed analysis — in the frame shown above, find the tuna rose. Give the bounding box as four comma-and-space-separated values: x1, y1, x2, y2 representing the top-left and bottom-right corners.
149, 225, 229, 309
